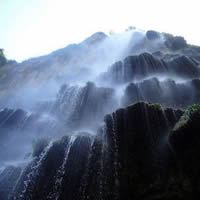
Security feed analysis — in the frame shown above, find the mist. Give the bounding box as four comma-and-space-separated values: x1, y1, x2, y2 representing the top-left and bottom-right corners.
1, 26, 200, 200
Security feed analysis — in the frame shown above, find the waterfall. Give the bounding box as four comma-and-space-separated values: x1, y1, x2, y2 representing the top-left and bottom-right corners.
1, 30, 200, 200
78, 136, 95, 199
19, 112, 32, 129
54, 85, 82, 124
53, 82, 116, 130
122, 77, 200, 108
110, 114, 120, 200
18, 142, 53, 200
0, 110, 16, 127
47, 136, 77, 200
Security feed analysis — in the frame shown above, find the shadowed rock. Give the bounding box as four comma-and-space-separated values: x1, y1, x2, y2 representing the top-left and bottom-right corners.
122, 78, 200, 108
7, 102, 194, 200
163, 33, 187, 50
169, 104, 200, 197
146, 30, 161, 40
0, 166, 21, 200
53, 82, 116, 129
104, 53, 200, 83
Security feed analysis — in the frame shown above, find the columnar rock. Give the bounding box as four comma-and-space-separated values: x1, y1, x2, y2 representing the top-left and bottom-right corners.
122, 78, 200, 108
104, 53, 200, 83
53, 82, 116, 129
7, 102, 197, 200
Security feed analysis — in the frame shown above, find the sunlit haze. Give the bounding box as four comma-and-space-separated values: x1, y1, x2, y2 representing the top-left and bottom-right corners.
0, 0, 199, 61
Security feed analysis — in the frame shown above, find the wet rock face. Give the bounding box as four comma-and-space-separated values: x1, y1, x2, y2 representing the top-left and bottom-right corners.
0, 108, 31, 152
169, 106, 200, 155
168, 55, 200, 78
3, 102, 200, 200
106, 53, 167, 83
105, 53, 200, 84
1, 30, 200, 200
0, 166, 21, 200
53, 82, 116, 129
104, 102, 183, 199
123, 78, 200, 108
5, 102, 191, 200
169, 105, 200, 191
9, 135, 94, 200
163, 33, 187, 50
0, 108, 65, 168
146, 30, 161, 40
0, 108, 27, 128
0, 108, 63, 139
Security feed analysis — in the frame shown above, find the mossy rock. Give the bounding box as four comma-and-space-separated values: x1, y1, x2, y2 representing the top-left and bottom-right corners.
169, 104, 200, 194
0, 49, 7, 67
173, 104, 200, 131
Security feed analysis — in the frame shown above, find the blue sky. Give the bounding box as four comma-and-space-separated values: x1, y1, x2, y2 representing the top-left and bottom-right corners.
0, 0, 199, 61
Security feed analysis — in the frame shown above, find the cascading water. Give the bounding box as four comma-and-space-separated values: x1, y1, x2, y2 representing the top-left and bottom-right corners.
47, 136, 77, 200
19, 112, 32, 129
18, 142, 53, 200
110, 114, 120, 200
53, 85, 82, 125
1, 30, 200, 200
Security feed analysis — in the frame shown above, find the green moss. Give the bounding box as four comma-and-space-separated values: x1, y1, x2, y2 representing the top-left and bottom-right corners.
0, 49, 7, 67
186, 104, 200, 117
174, 104, 200, 131
0, 49, 4, 57
148, 103, 162, 110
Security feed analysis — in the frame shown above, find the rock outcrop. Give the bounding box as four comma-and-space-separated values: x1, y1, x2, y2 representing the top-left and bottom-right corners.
122, 78, 200, 108
1, 29, 200, 200
169, 104, 200, 197
6, 102, 199, 200
0, 166, 21, 200
104, 53, 200, 83
53, 82, 116, 129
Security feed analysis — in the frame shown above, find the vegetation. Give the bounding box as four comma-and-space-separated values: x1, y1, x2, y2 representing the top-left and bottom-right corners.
148, 103, 162, 110
0, 49, 7, 67
174, 104, 200, 131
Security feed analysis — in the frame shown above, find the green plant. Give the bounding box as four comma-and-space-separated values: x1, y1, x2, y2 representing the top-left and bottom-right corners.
174, 104, 200, 131
0, 49, 7, 67
148, 103, 162, 110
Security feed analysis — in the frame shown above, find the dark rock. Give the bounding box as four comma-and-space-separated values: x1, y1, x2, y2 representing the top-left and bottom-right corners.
0, 49, 7, 67
152, 51, 164, 58
53, 82, 116, 129
32, 138, 50, 157
0, 108, 27, 128
10, 102, 200, 200
169, 104, 200, 197
11, 135, 93, 200
122, 77, 200, 108
164, 33, 188, 50
0, 166, 21, 200
146, 30, 161, 40
10, 138, 69, 199
104, 102, 183, 199
106, 53, 166, 83
104, 53, 200, 84
167, 55, 200, 78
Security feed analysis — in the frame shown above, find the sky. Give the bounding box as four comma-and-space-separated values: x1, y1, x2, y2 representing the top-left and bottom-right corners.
0, 0, 199, 61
